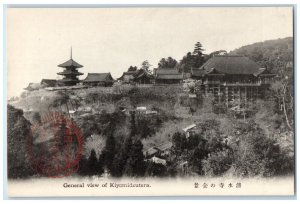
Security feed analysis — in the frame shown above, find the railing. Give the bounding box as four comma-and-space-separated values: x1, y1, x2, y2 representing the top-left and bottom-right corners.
203, 80, 221, 85
222, 81, 263, 86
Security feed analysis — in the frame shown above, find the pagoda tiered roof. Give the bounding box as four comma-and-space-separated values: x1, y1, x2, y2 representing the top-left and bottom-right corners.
58, 59, 83, 68
57, 70, 83, 76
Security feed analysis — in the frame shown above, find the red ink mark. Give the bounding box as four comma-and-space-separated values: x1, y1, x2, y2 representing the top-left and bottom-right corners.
27, 112, 84, 178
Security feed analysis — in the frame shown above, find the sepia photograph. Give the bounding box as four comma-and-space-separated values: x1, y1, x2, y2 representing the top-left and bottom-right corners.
5, 5, 295, 197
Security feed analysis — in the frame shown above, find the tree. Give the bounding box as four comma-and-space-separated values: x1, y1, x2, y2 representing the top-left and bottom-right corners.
99, 135, 116, 173
7, 105, 34, 178
193, 42, 205, 68
202, 149, 233, 176
123, 139, 146, 177
233, 125, 293, 177
145, 162, 167, 177
158, 57, 177, 69
130, 111, 136, 137
110, 136, 133, 177
270, 77, 293, 131
172, 132, 187, 153
77, 155, 88, 176
178, 42, 206, 73
128, 66, 138, 72
179, 52, 194, 73
50, 91, 71, 117
189, 146, 208, 175
141, 60, 152, 73
193, 42, 205, 55
86, 149, 100, 176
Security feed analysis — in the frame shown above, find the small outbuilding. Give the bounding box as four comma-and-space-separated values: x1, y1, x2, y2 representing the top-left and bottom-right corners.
41, 79, 57, 87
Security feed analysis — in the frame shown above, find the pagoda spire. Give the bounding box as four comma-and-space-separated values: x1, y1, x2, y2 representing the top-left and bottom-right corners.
57, 48, 83, 86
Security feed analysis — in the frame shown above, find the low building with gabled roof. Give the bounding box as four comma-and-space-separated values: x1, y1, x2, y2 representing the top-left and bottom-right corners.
118, 71, 137, 83
154, 68, 183, 84
41, 79, 57, 87
82, 73, 114, 87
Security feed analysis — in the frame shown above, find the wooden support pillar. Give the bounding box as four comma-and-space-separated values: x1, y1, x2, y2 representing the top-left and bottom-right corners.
245, 86, 247, 105
226, 86, 229, 107
239, 86, 241, 107
218, 86, 221, 103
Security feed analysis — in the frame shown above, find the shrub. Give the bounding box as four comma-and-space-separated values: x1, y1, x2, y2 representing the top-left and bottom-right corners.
202, 149, 234, 176
233, 122, 294, 177
145, 161, 167, 177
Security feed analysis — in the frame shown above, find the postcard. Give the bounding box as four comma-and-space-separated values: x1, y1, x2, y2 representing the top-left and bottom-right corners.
6, 6, 294, 197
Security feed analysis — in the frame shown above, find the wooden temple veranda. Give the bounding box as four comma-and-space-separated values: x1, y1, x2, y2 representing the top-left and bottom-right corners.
190, 55, 276, 107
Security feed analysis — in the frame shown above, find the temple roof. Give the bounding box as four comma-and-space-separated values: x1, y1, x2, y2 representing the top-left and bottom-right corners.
156, 75, 183, 80
41, 79, 57, 87
200, 55, 262, 75
156, 68, 181, 75
253, 68, 276, 77
83, 73, 114, 82
58, 59, 83, 68
59, 78, 80, 82
133, 69, 154, 79
155, 68, 183, 80
118, 71, 137, 80
57, 70, 83, 76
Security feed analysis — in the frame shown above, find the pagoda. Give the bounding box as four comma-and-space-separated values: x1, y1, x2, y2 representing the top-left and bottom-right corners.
57, 48, 83, 86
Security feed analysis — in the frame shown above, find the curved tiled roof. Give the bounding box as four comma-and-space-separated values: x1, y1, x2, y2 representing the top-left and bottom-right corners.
155, 68, 183, 80
118, 71, 137, 80
156, 68, 180, 75
156, 75, 183, 80
41, 79, 57, 87
83, 73, 114, 82
200, 55, 261, 75
133, 69, 154, 79
58, 59, 83, 68
60, 78, 80, 82
57, 70, 83, 75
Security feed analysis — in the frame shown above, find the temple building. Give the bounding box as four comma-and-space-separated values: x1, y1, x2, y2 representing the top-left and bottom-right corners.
132, 69, 154, 84
57, 49, 83, 86
118, 69, 154, 84
118, 70, 137, 83
83, 73, 114, 87
191, 55, 276, 107
154, 68, 183, 84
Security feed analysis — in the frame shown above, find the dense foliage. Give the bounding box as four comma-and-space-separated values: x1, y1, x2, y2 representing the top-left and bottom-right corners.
7, 105, 34, 178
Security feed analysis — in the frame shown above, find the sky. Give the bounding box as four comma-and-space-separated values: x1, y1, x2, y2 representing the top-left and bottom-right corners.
7, 7, 293, 98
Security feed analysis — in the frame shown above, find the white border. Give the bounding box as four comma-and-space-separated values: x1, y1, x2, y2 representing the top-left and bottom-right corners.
1, 0, 299, 203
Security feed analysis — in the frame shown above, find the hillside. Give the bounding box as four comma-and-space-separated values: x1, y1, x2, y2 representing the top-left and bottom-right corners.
230, 37, 293, 74
8, 38, 294, 178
